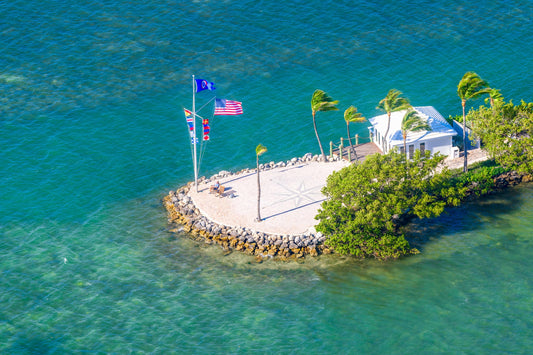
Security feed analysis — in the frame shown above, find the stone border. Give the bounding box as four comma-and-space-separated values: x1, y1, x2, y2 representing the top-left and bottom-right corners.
163, 154, 344, 261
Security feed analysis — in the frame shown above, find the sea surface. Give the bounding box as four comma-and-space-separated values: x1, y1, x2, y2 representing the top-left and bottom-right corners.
1, 0, 533, 353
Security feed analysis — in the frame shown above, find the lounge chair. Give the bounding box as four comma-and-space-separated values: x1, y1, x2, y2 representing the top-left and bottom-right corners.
216, 186, 225, 197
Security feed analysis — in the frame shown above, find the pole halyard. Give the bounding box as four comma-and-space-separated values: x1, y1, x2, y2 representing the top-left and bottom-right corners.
192, 75, 198, 191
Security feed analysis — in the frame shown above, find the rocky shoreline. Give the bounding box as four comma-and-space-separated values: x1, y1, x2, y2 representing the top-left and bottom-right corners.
164, 152, 532, 261
164, 154, 342, 261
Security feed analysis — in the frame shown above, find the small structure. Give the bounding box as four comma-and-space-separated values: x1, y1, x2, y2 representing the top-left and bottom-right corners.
368, 106, 458, 158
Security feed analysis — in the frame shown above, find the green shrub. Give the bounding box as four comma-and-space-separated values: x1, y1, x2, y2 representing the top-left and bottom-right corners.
316, 151, 465, 259
454, 165, 509, 196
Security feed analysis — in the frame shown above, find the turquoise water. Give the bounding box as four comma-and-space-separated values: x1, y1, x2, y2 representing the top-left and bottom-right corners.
2, 0, 533, 352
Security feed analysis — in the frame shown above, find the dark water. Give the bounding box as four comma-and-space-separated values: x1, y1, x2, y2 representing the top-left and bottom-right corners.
1, 0, 533, 352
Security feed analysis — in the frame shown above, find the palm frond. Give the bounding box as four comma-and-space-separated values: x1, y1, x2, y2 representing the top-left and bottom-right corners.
401, 109, 431, 133
344, 106, 366, 123
457, 72, 490, 101
312, 89, 339, 113
485, 88, 504, 106
256, 144, 267, 156
377, 89, 411, 113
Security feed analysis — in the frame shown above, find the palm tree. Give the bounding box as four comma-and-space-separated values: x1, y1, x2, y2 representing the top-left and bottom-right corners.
484, 88, 504, 108
457, 72, 490, 172
344, 106, 366, 161
377, 89, 411, 153
311, 89, 339, 161
255, 144, 267, 222
401, 108, 431, 158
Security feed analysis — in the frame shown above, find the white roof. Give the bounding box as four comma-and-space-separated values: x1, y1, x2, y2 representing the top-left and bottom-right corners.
369, 106, 457, 145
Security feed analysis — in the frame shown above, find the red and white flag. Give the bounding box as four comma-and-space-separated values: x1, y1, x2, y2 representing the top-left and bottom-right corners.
214, 99, 243, 116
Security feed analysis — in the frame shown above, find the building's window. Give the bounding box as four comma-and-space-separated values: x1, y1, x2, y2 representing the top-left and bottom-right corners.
420, 143, 425, 155
400, 146, 405, 154
409, 144, 414, 159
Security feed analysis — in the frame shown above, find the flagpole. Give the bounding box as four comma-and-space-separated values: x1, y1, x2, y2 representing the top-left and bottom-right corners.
192, 75, 198, 191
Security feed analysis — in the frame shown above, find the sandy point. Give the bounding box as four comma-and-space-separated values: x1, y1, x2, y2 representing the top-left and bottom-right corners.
188, 160, 350, 235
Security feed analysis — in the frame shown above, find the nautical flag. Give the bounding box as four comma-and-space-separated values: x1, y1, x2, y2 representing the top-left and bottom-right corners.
195, 79, 216, 92
214, 99, 243, 116
202, 119, 210, 134
202, 118, 210, 141
191, 137, 198, 144
184, 108, 194, 131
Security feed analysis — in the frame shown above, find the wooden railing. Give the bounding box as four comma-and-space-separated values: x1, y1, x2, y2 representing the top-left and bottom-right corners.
329, 134, 371, 161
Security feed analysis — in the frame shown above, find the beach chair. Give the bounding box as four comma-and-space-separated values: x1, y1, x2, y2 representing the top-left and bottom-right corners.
209, 185, 218, 194
216, 186, 225, 197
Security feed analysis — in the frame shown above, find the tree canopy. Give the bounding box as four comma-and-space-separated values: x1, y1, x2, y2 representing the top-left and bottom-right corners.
315, 150, 465, 259
457, 72, 491, 172
311, 89, 339, 159
344, 106, 366, 161
377, 89, 411, 153
401, 108, 431, 156
467, 100, 533, 174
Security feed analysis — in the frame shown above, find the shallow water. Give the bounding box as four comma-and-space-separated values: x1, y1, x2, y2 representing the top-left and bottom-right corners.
1, 0, 533, 352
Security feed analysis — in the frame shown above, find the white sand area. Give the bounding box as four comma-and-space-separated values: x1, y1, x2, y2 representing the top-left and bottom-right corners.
188, 160, 350, 235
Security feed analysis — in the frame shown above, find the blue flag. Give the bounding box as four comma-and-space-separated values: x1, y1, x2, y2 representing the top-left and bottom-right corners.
195, 79, 216, 92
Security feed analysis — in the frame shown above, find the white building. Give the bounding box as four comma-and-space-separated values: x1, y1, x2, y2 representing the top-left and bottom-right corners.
368, 106, 458, 158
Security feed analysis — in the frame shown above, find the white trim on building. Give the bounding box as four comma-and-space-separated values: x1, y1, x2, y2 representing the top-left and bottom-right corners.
368, 106, 458, 158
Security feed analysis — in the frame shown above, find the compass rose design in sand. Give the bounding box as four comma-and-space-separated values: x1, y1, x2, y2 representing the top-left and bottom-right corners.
265, 180, 325, 209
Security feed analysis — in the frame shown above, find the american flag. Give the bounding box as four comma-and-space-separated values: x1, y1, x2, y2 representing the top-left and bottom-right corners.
214, 99, 243, 116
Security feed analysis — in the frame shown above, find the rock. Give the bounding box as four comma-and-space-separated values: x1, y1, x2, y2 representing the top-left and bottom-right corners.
307, 246, 318, 257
